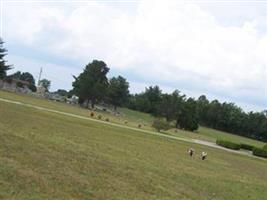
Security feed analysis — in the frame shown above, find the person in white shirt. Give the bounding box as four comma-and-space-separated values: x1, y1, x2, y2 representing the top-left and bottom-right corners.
201, 151, 207, 160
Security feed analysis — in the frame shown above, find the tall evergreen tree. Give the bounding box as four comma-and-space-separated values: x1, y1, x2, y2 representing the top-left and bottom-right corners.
0, 39, 11, 79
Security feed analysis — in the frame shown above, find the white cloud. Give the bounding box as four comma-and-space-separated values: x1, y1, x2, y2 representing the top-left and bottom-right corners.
3, 0, 267, 111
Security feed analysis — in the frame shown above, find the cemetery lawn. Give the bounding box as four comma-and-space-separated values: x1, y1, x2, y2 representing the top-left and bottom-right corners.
0, 91, 267, 199
0, 90, 265, 148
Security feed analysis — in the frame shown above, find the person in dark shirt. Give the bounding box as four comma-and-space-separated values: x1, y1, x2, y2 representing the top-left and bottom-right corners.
188, 148, 195, 157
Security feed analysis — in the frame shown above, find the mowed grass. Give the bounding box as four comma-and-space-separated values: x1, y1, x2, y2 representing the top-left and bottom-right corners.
0, 90, 265, 148
198, 127, 266, 147
167, 127, 266, 148
0, 90, 154, 132
0, 95, 267, 199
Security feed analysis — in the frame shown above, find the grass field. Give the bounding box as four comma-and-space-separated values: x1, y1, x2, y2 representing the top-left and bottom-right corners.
0, 91, 154, 131
198, 127, 266, 147
167, 127, 266, 148
0, 90, 264, 148
0, 90, 267, 199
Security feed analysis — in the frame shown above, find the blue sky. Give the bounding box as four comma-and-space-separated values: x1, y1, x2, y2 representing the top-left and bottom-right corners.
2, 0, 267, 112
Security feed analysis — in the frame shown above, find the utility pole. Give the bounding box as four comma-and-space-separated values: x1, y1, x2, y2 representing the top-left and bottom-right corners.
37, 67, 42, 86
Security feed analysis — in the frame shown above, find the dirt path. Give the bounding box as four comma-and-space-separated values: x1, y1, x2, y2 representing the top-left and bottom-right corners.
0, 97, 265, 161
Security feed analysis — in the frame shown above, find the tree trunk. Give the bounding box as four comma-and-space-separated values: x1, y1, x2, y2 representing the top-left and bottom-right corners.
86, 99, 89, 108
91, 98, 95, 109
175, 119, 179, 128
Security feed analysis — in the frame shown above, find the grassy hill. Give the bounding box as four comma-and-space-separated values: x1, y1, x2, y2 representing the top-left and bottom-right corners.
0, 90, 267, 199
0, 90, 265, 148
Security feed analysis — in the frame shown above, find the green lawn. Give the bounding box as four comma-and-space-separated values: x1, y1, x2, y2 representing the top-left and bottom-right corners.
0, 90, 267, 199
167, 127, 265, 148
0, 90, 155, 131
0, 90, 265, 148
198, 127, 266, 147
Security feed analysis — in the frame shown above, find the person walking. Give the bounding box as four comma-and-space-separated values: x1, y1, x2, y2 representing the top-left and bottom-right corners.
201, 151, 207, 160
188, 148, 195, 157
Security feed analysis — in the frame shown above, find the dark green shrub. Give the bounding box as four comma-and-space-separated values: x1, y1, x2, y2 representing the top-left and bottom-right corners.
29, 84, 37, 92
152, 118, 170, 132
216, 139, 241, 150
252, 147, 267, 158
240, 143, 254, 151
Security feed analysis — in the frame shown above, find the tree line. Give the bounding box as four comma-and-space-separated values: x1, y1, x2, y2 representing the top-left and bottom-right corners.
127, 87, 267, 141
72, 60, 267, 142
0, 38, 266, 142
72, 60, 129, 110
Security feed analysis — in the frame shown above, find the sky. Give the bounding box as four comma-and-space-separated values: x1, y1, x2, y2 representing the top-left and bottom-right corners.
1, 0, 267, 112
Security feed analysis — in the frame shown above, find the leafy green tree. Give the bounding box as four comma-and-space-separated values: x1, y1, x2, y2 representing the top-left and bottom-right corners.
196, 97, 267, 141
72, 60, 109, 108
9, 71, 21, 79
108, 76, 129, 110
9, 71, 36, 92
55, 89, 68, 96
128, 93, 151, 112
0, 39, 11, 79
152, 118, 170, 132
205, 100, 221, 129
129, 86, 162, 114
127, 85, 267, 141
21, 72, 35, 85
144, 86, 162, 114
244, 112, 267, 141
177, 98, 199, 131
39, 79, 51, 92
127, 84, 267, 141
67, 89, 75, 98
197, 95, 209, 125
156, 90, 185, 122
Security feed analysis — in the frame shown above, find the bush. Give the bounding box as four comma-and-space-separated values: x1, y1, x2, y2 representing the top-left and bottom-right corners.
105, 118, 109, 122
152, 118, 170, 132
216, 139, 241, 150
90, 112, 94, 117
97, 115, 102, 120
29, 84, 37, 92
252, 147, 267, 158
263, 145, 267, 150
240, 143, 254, 151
